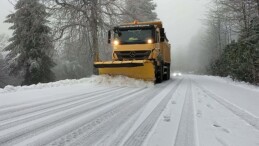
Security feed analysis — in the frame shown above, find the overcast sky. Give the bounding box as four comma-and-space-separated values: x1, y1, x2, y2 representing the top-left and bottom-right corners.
154, 0, 208, 48
0, 0, 208, 49
0, 1, 14, 35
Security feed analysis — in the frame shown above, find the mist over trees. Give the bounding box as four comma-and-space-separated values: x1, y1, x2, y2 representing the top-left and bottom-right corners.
0, 0, 158, 87
172, 29, 214, 74
0, 34, 10, 88
43, 0, 158, 80
0, 34, 9, 52
208, 0, 259, 84
123, 0, 157, 22
185, 0, 259, 84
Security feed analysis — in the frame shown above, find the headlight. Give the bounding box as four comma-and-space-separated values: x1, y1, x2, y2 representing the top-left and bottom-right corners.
113, 40, 119, 45
173, 73, 177, 76
147, 39, 153, 44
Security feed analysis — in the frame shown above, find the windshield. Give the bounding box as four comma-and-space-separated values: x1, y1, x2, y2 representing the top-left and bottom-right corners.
115, 29, 153, 44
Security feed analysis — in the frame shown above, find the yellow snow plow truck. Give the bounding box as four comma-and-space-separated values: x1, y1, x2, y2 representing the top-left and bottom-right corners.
94, 21, 171, 83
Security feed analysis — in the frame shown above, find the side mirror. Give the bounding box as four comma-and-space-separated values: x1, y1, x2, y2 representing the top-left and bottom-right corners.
160, 37, 165, 42
160, 28, 165, 42
108, 30, 111, 44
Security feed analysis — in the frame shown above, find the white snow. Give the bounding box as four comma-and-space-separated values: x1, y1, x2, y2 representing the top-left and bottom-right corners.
0, 75, 154, 94
0, 74, 258, 146
147, 76, 259, 146
190, 75, 259, 117
0, 51, 10, 59
198, 75, 259, 92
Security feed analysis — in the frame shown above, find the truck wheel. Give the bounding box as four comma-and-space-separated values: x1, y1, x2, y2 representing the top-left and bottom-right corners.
155, 64, 163, 83
167, 65, 171, 80
163, 64, 170, 80
163, 64, 168, 80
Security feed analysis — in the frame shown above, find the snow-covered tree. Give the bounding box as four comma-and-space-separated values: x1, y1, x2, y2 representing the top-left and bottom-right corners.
199, 0, 259, 84
0, 34, 9, 51
40, 0, 157, 79
5, 0, 55, 85
42, 0, 126, 77
0, 34, 15, 88
52, 33, 93, 80
0, 54, 10, 88
123, 0, 157, 22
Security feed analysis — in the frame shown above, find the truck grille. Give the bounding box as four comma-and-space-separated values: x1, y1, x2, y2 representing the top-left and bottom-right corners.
115, 51, 151, 60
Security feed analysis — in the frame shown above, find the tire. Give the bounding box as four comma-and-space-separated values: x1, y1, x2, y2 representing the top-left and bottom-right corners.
155, 63, 163, 83
163, 64, 168, 80
163, 64, 170, 80
167, 65, 171, 80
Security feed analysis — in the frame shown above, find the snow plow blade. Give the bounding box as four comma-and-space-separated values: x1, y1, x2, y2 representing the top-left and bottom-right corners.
94, 60, 155, 81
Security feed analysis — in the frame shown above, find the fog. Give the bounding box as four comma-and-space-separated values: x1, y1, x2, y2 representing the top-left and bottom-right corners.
154, 0, 209, 73
154, 0, 207, 47
0, 0, 209, 73
0, 1, 13, 36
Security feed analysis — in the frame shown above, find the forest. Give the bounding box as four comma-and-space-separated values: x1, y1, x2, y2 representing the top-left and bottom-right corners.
175, 0, 259, 85
0, 0, 157, 87
0, 0, 258, 88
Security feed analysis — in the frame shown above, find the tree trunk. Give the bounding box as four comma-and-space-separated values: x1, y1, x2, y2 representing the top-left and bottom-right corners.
217, 18, 222, 57
242, 1, 248, 37
90, 0, 99, 75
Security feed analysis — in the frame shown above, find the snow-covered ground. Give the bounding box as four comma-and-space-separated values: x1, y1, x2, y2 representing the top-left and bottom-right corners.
0, 74, 258, 146
0, 75, 153, 94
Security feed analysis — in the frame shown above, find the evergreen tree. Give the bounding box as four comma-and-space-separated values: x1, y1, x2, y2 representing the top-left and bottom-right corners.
123, 0, 157, 22
0, 34, 9, 51
5, 0, 55, 85
0, 54, 7, 88
210, 17, 259, 84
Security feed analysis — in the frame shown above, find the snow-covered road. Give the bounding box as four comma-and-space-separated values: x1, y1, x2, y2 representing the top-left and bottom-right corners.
0, 75, 258, 146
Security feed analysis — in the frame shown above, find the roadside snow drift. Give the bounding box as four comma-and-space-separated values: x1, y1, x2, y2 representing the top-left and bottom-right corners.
0, 75, 154, 94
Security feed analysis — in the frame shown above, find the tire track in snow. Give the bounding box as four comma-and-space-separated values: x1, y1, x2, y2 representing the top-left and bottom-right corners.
0, 86, 109, 112
69, 89, 159, 146
0, 86, 118, 119
101, 109, 143, 146
122, 79, 182, 146
0, 88, 144, 145
174, 79, 199, 146
68, 81, 173, 146
0, 87, 128, 131
191, 78, 259, 146
193, 80, 259, 130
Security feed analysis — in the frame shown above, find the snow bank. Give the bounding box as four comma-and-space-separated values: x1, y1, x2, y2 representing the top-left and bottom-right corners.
194, 81, 259, 130
197, 75, 259, 92
90, 75, 154, 87
0, 75, 154, 94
